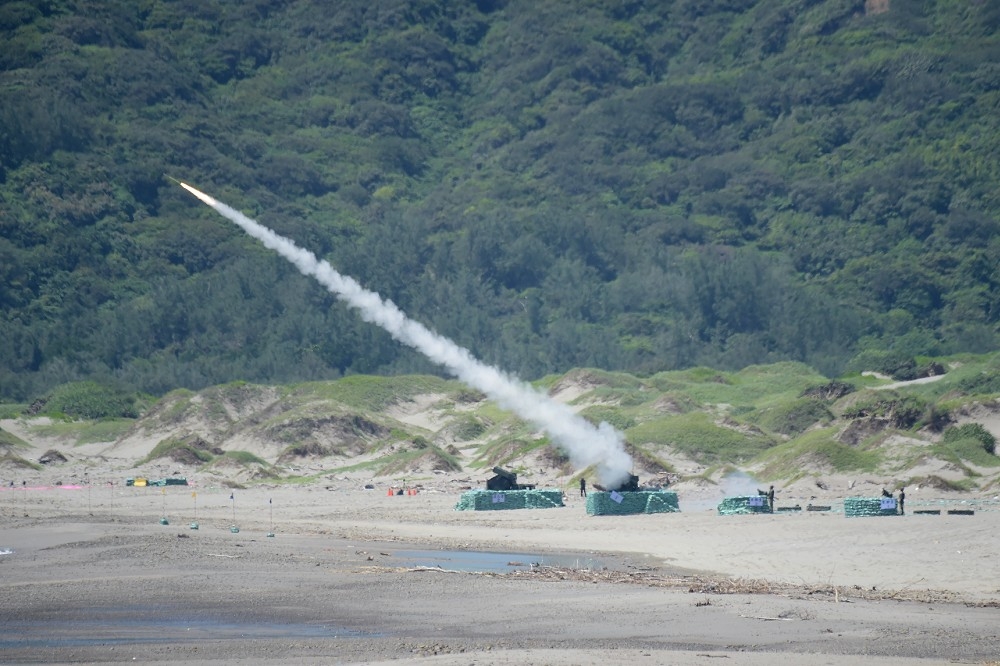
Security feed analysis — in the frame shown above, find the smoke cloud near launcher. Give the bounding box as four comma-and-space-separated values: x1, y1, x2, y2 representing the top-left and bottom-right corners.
177, 181, 634, 487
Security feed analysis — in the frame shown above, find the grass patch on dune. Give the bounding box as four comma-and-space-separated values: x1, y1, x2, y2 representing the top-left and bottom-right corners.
291, 375, 455, 411
626, 412, 775, 465
647, 362, 827, 407
0, 403, 27, 419
733, 362, 832, 394
925, 437, 997, 472
0, 452, 42, 470
0, 427, 29, 449
442, 414, 489, 441
625, 442, 676, 475
536, 368, 645, 393
72, 419, 135, 444
143, 389, 198, 428
472, 402, 526, 426
140, 437, 215, 465
376, 445, 463, 476
200, 450, 277, 479
747, 397, 833, 436
17, 419, 133, 445
573, 385, 656, 408
471, 438, 535, 470
579, 405, 637, 431
222, 450, 269, 466
905, 474, 979, 492
756, 428, 883, 478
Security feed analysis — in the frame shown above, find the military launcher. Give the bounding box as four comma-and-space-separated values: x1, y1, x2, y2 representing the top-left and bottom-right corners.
610, 474, 640, 493
486, 466, 536, 491
593, 474, 660, 493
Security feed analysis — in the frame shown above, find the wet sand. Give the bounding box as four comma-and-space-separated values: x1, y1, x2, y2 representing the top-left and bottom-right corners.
1, 482, 999, 664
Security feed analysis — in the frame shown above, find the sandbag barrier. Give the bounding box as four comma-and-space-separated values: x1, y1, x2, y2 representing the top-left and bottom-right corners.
844, 497, 899, 517
717, 496, 772, 515
454, 489, 565, 511
585, 490, 680, 516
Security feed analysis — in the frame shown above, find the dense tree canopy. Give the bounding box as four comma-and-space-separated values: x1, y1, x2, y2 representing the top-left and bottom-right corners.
1, 0, 999, 401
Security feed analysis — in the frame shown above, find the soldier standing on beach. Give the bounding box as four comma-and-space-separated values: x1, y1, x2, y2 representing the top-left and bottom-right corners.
580, 477, 587, 497
767, 485, 775, 512
898, 487, 905, 515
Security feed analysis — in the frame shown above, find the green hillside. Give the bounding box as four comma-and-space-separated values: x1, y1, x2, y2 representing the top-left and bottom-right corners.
2, 0, 999, 400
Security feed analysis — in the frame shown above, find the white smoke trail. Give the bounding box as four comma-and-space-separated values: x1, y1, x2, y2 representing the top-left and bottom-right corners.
179, 183, 633, 487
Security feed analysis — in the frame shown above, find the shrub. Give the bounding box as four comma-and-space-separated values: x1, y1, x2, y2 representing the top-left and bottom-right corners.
841, 395, 930, 429
846, 350, 919, 380
224, 450, 269, 466
756, 398, 832, 436
41, 381, 140, 419
957, 373, 1000, 396
800, 381, 855, 401
581, 405, 636, 431
942, 423, 996, 455
449, 416, 486, 441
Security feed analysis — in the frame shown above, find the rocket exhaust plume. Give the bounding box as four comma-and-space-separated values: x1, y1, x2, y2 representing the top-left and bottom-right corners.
178, 182, 633, 487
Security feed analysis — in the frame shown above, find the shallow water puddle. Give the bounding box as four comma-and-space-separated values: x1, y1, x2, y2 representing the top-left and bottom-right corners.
392, 548, 609, 572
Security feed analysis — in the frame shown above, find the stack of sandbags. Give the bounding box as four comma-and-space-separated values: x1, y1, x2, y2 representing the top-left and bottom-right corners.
586, 490, 680, 516
717, 496, 772, 515
454, 489, 564, 511
844, 497, 898, 517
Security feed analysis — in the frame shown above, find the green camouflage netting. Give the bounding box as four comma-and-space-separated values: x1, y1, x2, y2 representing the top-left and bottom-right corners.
844, 497, 899, 517
717, 496, 773, 515
454, 489, 565, 511
585, 490, 680, 516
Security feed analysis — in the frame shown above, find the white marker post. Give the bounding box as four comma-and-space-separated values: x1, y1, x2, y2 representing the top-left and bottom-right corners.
229, 492, 239, 533
159, 487, 169, 525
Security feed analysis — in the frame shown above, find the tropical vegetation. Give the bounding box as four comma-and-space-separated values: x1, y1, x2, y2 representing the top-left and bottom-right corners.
2, 0, 999, 402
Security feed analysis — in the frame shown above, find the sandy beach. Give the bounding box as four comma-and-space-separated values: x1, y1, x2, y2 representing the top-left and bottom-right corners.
2, 470, 999, 665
